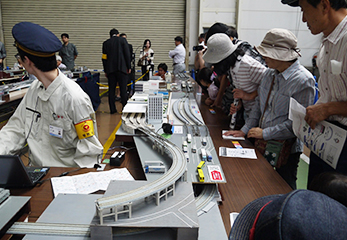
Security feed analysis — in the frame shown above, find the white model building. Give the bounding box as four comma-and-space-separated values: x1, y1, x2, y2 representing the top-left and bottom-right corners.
147, 93, 163, 124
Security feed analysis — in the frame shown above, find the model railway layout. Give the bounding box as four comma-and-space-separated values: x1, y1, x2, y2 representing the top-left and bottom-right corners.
7, 77, 227, 239
95, 125, 187, 224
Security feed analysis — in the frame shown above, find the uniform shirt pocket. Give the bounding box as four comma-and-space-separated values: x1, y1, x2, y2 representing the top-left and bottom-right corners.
331, 60, 343, 75
49, 116, 76, 149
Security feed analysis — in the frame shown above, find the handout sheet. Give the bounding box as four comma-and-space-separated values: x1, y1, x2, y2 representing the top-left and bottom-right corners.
219, 147, 257, 159
289, 97, 346, 169
51, 168, 134, 197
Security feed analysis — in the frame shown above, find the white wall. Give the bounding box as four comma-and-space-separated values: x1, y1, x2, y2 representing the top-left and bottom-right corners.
188, 0, 237, 66
199, 0, 237, 30
237, 0, 322, 67
188, 0, 200, 66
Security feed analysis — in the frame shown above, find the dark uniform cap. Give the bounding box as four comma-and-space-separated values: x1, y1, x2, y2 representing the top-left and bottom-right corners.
229, 189, 347, 240
281, 0, 299, 6
12, 22, 62, 57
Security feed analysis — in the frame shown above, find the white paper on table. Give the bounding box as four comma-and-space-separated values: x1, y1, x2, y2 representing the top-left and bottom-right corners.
50, 176, 77, 197
219, 147, 257, 159
72, 173, 99, 194
92, 168, 135, 191
222, 130, 245, 140
51, 168, 134, 197
289, 97, 347, 169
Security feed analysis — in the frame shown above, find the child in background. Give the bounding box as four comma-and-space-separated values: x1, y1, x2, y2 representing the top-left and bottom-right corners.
154, 63, 168, 80
198, 67, 219, 106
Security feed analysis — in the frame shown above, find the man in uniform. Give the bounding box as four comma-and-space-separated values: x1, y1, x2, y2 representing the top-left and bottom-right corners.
0, 22, 103, 167
282, 0, 347, 185
102, 28, 131, 114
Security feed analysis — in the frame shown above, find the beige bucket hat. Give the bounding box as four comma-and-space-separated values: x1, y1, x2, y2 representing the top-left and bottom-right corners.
256, 28, 301, 61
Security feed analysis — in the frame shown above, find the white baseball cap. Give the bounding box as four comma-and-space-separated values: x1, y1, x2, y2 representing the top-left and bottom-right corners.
203, 33, 239, 64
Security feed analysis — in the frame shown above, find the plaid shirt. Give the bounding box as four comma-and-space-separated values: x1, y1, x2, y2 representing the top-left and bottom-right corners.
241, 60, 315, 153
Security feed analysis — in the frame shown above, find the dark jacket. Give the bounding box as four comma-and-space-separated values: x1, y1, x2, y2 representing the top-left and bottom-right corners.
102, 36, 131, 75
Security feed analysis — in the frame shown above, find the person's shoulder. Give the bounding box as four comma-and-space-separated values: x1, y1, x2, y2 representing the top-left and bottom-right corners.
263, 68, 275, 78
119, 37, 127, 43
286, 62, 315, 86
241, 54, 266, 70
28, 79, 41, 90
60, 73, 83, 92
290, 61, 313, 78
102, 38, 110, 44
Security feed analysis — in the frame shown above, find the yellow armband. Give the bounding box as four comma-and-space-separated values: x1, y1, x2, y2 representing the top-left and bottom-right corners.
75, 119, 95, 139
102, 53, 107, 60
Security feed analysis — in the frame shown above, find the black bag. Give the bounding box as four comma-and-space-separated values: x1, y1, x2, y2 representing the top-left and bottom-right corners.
137, 59, 142, 67
234, 39, 266, 66
76, 71, 101, 111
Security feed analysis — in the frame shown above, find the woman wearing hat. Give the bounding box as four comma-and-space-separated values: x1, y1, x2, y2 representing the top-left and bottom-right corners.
203, 33, 267, 121
224, 28, 315, 189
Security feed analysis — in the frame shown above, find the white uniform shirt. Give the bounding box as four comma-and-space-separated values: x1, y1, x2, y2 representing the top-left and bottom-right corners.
0, 70, 103, 167
169, 43, 186, 64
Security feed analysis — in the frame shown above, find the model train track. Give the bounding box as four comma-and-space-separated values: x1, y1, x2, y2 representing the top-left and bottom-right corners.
8, 184, 217, 237
96, 111, 188, 223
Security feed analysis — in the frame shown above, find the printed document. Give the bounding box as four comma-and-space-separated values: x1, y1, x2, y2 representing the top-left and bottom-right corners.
219, 147, 257, 159
51, 168, 134, 197
289, 97, 346, 169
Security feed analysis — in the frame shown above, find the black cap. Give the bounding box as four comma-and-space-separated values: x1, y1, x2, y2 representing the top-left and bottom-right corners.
281, 0, 299, 7
12, 22, 61, 57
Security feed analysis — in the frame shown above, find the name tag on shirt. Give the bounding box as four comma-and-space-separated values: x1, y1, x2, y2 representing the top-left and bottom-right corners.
49, 125, 63, 138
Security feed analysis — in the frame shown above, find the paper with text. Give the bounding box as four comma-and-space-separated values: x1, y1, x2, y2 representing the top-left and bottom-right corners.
289, 97, 346, 169
219, 147, 257, 159
51, 168, 134, 197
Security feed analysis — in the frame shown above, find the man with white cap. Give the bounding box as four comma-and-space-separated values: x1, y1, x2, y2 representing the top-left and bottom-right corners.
281, 0, 347, 186
225, 28, 315, 189
0, 22, 103, 168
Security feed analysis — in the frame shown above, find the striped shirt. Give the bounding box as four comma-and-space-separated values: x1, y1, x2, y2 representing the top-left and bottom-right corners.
230, 54, 267, 117
241, 60, 315, 153
317, 15, 347, 126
